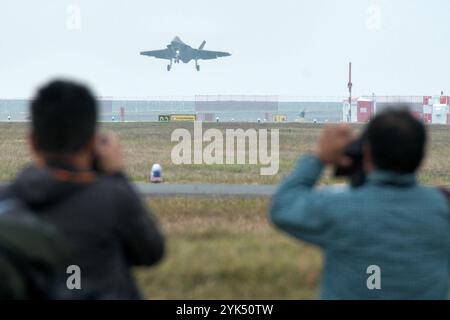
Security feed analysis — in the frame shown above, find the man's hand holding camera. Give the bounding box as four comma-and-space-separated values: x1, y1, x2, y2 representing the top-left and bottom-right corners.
315, 124, 355, 168
95, 132, 124, 175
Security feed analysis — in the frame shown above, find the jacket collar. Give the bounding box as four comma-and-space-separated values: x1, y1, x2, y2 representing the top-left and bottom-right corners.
367, 170, 417, 187
45, 160, 79, 172
42, 161, 97, 184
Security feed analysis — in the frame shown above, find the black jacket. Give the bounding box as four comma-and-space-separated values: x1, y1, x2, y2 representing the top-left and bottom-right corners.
2, 165, 165, 299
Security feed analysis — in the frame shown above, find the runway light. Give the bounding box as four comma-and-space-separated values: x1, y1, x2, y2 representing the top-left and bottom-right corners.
150, 164, 163, 183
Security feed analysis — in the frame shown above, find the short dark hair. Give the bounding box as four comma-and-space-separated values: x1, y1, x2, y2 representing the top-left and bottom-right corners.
31, 80, 98, 154
365, 108, 426, 173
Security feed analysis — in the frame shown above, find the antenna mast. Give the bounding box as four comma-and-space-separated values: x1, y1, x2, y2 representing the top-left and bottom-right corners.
348, 62, 353, 104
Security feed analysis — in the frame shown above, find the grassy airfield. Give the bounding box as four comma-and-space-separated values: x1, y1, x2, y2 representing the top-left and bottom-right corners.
1, 122, 450, 299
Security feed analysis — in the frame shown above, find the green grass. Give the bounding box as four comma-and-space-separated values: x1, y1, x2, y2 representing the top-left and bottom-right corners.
3, 122, 450, 185
0, 122, 324, 184
1, 122, 450, 299
138, 198, 322, 299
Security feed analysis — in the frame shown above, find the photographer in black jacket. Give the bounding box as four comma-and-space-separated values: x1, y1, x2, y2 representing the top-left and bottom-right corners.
2, 80, 165, 299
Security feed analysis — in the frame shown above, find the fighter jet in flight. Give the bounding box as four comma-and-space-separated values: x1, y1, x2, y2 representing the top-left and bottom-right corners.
140, 37, 231, 71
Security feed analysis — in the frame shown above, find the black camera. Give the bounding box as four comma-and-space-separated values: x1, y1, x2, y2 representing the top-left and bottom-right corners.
334, 134, 366, 188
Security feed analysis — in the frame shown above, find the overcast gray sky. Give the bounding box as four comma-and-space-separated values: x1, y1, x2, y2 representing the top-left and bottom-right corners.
0, 0, 449, 98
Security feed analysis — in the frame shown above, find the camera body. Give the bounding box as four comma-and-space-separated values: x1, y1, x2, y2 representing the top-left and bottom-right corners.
334, 134, 366, 188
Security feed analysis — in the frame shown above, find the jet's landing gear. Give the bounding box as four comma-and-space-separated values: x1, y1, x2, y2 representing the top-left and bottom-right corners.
195, 61, 200, 72
167, 60, 173, 71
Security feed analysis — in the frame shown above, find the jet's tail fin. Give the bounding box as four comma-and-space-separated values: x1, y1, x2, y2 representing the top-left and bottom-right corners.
199, 41, 206, 50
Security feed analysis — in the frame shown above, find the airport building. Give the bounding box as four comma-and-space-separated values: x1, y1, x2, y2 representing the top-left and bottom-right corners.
341, 95, 450, 124
0, 96, 342, 123
1, 94, 449, 124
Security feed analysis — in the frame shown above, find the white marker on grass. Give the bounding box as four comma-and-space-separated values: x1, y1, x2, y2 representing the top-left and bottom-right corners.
150, 164, 163, 183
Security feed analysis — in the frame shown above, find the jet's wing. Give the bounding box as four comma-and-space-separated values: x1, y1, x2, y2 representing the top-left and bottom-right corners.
192, 49, 231, 60
140, 49, 172, 60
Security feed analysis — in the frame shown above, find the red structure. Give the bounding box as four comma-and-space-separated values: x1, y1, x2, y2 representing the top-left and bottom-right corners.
423, 95, 450, 124
120, 107, 125, 122
202, 113, 215, 122
356, 99, 374, 122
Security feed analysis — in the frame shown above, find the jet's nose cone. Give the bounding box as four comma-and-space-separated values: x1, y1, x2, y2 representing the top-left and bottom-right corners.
173, 36, 182, 43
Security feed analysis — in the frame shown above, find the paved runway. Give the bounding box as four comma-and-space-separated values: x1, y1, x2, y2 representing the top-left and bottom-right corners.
0, 182, 276, 198
136, 183, 276, 198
